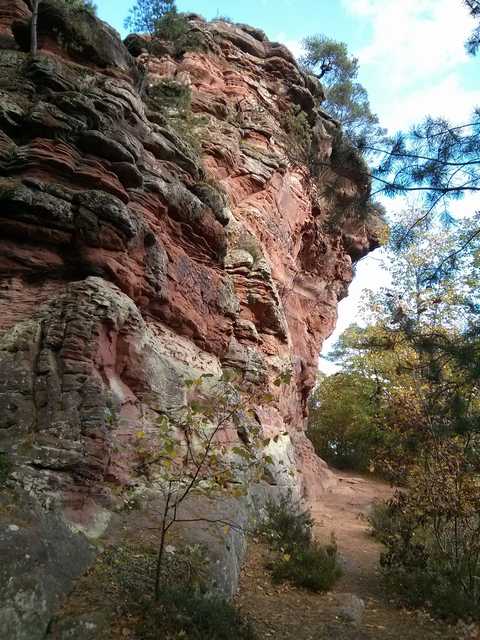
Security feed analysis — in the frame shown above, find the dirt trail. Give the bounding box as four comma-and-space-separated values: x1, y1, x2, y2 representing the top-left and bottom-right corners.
236, 470, 477, 640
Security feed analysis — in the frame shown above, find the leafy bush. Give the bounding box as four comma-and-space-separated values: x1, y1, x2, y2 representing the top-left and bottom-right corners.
367, 500, 400, 539
372, 442, 480, 621
154, 9, 188, 41
174, 28, 209, 56
259, 492, 342, 592
70, 542, 255, 639
124, 0, 207, 57
139, 585, 257, 640
270, 538, 341, 592
259, 492, 313, 552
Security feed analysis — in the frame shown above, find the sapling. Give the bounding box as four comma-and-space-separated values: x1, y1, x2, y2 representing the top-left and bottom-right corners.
132, 369, 291, 599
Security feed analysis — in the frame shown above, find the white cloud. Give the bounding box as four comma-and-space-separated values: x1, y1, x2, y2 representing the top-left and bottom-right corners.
383, 74, 480, 131
275, 33, 305, 59
343, 0, 476, 89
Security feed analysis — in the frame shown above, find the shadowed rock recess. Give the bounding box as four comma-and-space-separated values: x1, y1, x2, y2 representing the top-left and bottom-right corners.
0, 2, 382, 637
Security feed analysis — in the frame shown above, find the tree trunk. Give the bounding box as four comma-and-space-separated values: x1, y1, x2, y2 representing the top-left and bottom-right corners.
31, 0, 40, 57
154, 492, 172, 601
154, 524, 167, 601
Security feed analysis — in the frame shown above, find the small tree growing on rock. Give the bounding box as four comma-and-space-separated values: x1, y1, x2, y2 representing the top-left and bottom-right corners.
133, 370, 289, 600
124, 0, 182, 37
300, 34, 385, 151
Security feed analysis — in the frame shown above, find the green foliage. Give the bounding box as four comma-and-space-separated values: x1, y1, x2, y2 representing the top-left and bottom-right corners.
124, 0, 176, 35
325, 80, 384, 151
145, 80, 204, 156
318, 210, 480, 479
281, 105, 312, 166
134, 371, 277, 599
307, 372, 385, 472
153, 8, 188, 41
300, 34, 385, 150
124, 0, 205, 55
140, 585, 257, 639
175, 29, 209, 55
300, 35, 358, 83
323, 208, 480, 619
465, 0, 480, 55
259, 492, 313, 552
371, 114, 480, 222
62, 0, 97, 14
371, 442, 480, 620
82, 542, 254, 639
270, 539, 341, 592
367, 500, 400, 539
259, 492, 341, 592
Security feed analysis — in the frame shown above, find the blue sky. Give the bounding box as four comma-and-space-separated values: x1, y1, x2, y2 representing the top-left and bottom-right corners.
97, 0, 479, 132
96, 0, 479, 371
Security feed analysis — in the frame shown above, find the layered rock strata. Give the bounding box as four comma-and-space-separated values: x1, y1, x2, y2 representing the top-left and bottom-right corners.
0, 2, 381, 637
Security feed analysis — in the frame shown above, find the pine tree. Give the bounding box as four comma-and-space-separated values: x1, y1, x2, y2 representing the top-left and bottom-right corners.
465, 0, 480, 54
299, 35, 385, 151
124, 0, 177, 36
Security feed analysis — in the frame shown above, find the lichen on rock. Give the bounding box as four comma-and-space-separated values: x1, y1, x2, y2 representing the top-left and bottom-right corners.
0, 2, 383, 636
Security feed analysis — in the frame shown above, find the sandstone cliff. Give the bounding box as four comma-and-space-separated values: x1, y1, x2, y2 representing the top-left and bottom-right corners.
0, 2, 381, 637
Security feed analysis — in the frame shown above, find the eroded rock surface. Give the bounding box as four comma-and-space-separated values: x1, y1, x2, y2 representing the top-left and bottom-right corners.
0, 1, 381, 635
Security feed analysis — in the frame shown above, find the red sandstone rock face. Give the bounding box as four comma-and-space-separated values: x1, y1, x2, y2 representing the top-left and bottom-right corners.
0, 2, 380, 533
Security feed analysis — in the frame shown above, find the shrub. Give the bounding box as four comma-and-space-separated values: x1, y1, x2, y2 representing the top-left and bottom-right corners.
124, 0, 207, 57
139, 585, 257, 640
68, 542, 254, 639
373, 441, 480, 621
174, 28, 209, 56
259, 492, 342, 592
270, 538, 341, 592
259, 492, 313, 552
154, 9, 188, 41
367, 500, 400, 539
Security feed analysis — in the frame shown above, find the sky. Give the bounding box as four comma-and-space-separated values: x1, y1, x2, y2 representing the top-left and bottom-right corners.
95, 0, 479, 372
